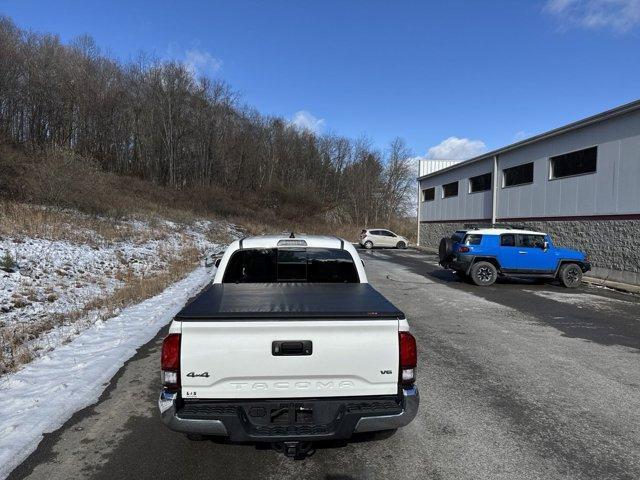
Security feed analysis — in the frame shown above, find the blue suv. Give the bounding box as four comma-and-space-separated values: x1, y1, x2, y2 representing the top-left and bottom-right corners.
439, 228, 590, 287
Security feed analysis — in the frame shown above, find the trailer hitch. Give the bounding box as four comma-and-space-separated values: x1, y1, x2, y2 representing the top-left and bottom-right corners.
272, 441, 315, 459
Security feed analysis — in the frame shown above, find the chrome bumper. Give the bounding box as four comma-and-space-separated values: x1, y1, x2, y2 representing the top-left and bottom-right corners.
159, 387, 419, 438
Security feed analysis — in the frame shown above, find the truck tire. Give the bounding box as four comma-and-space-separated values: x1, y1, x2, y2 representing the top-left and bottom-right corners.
396, 241, 407, 249
438, 237, 454, 262
558, 263, 582, 288
470, 261, 497, 286
364, 241, 373, 249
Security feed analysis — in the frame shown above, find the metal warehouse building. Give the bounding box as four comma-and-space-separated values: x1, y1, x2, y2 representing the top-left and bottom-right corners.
417, 99, 640, 286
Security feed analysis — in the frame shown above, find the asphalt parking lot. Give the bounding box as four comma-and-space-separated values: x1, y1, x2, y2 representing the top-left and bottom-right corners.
8, 248, 640, 480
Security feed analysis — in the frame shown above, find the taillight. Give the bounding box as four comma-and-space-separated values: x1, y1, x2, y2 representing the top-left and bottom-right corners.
161, 333, 181, 391
458, 246, 470, 253
399, 331, 417, 387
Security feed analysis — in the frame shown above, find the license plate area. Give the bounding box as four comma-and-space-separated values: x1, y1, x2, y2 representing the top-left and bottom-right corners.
248, 402, 320, 425
268, 403, 313, 424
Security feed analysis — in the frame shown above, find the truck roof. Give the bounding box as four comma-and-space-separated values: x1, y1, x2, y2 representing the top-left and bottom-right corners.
238, 234, 347, 250
175, 283, 404, 320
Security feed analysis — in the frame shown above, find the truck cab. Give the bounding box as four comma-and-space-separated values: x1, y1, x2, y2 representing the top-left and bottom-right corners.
159, 235, 419, 457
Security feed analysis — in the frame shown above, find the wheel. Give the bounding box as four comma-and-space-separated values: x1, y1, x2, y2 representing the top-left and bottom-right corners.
364, 241, 373, 250
438, 237, 454, 262
558, 263, 582, 288
470, 261, 497, 286
396, 241, 406, 249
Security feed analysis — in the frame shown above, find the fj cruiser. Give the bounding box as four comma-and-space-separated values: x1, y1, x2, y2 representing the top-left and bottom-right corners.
439, 228, 590, 287
159, 235, 419, 458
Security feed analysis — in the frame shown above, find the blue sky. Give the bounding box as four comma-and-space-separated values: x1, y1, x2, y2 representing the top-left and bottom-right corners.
2, 0, 639, 159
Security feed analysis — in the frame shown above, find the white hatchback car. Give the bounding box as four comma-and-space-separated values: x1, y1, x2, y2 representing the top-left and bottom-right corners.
360, 229, 409, 249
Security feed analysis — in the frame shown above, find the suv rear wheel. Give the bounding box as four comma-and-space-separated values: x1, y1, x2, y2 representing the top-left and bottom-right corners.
470, 261, 497, 286
558, 263, 583, 288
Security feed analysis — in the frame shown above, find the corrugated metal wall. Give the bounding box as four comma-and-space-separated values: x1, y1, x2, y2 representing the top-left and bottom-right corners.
496, 109, 640, 218
418, 108, 640, 223
419, 158, 493, 222
418, 159, 462, 177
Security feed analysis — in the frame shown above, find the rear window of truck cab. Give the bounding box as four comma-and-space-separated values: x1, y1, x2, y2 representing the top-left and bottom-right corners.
222, 248, 360, 283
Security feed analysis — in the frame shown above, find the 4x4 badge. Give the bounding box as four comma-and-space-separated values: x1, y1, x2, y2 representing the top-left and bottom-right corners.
186, 372, 210, 378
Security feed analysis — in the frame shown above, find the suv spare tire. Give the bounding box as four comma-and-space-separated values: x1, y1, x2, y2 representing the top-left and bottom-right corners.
439, 237, 454, 262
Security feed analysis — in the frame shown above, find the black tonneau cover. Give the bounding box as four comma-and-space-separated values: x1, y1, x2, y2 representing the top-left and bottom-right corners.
175, 283, 404, 321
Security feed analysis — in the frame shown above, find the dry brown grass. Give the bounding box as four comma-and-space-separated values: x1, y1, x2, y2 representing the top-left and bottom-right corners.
0, 144, 416, 244
0, 201, 158, 245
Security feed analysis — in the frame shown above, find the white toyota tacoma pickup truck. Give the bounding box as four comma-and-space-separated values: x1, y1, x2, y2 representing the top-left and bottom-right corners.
158, 234, 419, 457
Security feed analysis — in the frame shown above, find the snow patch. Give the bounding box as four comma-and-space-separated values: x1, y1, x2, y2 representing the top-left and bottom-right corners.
0, 266, 214, 479
0, 218, 230, 368
526, 290, 634, 311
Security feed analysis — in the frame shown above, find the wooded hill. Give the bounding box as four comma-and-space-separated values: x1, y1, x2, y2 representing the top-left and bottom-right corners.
0, 16, 415, 235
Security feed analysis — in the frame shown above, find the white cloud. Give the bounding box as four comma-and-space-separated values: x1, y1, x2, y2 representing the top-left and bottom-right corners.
184, 48, 222, 76
544, 0, 640, 33
290, 110, 325, 134
423, 136, 487, 160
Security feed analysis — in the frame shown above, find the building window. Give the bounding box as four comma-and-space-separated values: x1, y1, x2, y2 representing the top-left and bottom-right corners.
469, 172, 492, 193
421, 187, 435, 202
550, 146, 597, 179
503, 162, 534, 187
442, 181, 458, 198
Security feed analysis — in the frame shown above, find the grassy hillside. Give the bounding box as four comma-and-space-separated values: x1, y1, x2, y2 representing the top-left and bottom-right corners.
0, 144, 415, 241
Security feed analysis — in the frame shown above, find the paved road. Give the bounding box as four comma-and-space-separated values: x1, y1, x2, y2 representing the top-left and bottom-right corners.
9, 249, 640, 480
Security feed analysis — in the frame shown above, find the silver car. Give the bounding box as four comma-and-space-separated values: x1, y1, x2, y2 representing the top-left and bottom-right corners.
359, 229, 409, 249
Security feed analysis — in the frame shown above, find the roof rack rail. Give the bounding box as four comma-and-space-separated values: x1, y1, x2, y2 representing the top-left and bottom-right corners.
462, 223, 528, 230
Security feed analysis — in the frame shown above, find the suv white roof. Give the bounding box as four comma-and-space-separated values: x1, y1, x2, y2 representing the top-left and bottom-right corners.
465, 228, 546, 236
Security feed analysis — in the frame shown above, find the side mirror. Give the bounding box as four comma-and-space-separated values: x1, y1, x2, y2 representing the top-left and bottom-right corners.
542, 241, 549, 250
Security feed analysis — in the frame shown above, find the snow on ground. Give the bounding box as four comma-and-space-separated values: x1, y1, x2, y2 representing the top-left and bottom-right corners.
0, 265, 215, 479
526, 290, 635, 311
0, 215, 232, 371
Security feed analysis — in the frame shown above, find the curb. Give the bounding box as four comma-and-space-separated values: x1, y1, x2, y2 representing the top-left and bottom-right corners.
583, 276, 640, 295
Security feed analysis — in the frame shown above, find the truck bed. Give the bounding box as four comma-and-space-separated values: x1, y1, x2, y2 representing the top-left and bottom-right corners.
174, 283, 404, 320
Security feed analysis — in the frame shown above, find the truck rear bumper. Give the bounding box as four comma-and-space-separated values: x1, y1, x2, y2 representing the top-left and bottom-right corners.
158, 387, 419, 442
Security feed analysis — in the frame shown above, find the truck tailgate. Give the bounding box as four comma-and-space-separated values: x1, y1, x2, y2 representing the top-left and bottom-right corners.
180, 319, 399, 399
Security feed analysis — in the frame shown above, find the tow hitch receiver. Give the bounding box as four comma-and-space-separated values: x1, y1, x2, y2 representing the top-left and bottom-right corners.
272, 441, 315, 459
